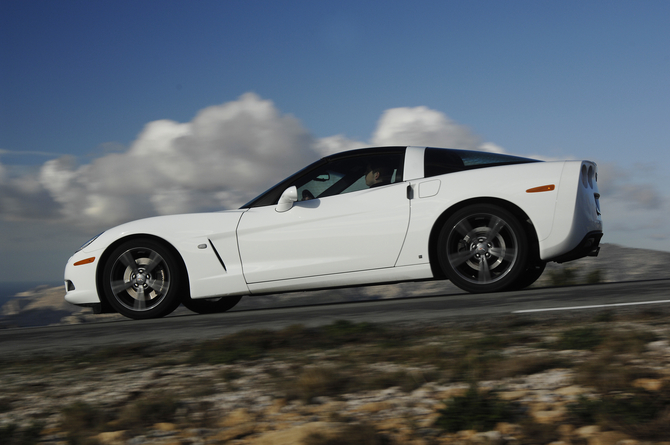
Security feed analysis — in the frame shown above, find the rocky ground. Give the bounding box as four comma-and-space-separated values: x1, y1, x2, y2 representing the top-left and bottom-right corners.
2, 243, 670, 444
2, 310, 670, 445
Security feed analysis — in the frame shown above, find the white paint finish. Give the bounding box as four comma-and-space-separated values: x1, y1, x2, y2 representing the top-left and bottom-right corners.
395, 161, 566, 267
247, 263, 433, 294
65, 211, 250, 303
237, 183, 410, 283
538, 161, 602, 260
63, 248, 103, 305
418, 179, 441, 198
403, 146, 426, 180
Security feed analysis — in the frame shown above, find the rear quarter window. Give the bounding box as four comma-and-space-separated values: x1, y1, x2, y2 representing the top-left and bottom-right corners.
424, 147, 539, 178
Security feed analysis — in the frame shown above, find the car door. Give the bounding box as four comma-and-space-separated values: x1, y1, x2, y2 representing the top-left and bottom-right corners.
236, 152, 410, 284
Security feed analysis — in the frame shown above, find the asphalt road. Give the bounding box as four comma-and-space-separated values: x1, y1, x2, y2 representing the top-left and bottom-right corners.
1, 279, 669, 358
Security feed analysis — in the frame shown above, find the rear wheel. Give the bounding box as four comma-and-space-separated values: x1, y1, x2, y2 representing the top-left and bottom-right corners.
182, 296, 242, 314
102, 239, 183, 319
511, 261, 546, 290
438, 204, 529, 293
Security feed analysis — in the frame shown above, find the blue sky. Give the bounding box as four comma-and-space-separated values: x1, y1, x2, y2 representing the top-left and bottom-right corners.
1, 0, 669, 282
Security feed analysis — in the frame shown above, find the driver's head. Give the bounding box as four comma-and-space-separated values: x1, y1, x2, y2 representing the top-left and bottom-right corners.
365, 162, 393, 187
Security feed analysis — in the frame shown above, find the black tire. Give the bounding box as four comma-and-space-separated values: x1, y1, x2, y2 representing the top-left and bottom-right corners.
511, 261, 546, 290
182, 296, 242, 314
437, 204, 529, 293
101, 239, 183, 319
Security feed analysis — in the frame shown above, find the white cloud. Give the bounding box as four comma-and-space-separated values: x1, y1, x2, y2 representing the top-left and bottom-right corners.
21, 93, 320, 229
595, 161, 668, 250
372, 106, 482, 149
0, 163, 60, 221
313, 135, 368, 156
597, 163, 664, 210
0, 161, 7, 183
370, 106, 507, 156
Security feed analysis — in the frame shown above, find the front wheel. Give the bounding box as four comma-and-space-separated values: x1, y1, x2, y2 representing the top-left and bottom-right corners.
102, 239, 184, 319
182, 296, 242, 314
437, 204, 529, 293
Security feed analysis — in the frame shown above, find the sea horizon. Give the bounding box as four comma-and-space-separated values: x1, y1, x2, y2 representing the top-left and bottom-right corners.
0, 280, 64, 307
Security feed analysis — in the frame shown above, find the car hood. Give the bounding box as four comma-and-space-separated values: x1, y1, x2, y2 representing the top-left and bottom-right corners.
78, 210, 248, 255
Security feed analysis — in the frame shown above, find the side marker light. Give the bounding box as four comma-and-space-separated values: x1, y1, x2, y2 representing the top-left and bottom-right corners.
526, 185, 555, 193
74, 257, 95, 266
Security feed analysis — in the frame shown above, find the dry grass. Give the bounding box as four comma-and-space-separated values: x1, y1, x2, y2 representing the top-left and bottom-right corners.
2, 311, 669, 443
286, 366, 350, 402
568, 387, 670, 440
304, 423, 393, 445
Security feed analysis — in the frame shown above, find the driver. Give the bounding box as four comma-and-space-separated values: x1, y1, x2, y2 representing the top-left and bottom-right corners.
365, 162, 393, 188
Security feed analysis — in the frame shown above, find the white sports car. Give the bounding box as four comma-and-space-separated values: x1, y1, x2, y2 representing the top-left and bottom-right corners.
64, 146, 603, 319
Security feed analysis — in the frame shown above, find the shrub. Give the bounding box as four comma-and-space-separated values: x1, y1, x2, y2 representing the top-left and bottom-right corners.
568, 389, 670, 440
305, 423, 392, 445
60, 402, 110, 445
575, 360, 624, 392
586, 269, 604, 284
189, 321, 386, 364
0, 421, 45, 445
189, 329, 273, 364
488, 355, 571, 380
366, 369, 438, 393
0, 424, 17, 445
286, 366, 350, 402
548, 267, 577, 286
435, 384, 516, 432
0, 397, 13, 413
61, 402, 108, 433
117, 393, 179, 430
601, 329, 658, 354
324, 320, 380, 342
555, 326, 602, 350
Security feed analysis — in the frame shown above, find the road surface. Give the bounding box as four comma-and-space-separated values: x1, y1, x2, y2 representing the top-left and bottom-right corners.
1, 279, 668, 357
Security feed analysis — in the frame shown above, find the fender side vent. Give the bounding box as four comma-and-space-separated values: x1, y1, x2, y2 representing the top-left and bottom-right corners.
208, 239, 227, 271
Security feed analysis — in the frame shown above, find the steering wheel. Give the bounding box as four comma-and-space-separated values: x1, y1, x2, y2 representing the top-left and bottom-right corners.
302, 190, 315, 201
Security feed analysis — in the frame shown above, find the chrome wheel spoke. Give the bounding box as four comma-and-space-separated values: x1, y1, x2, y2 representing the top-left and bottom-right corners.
449, 249, 477, 268
117, 251, 137, 271
110, 279, 133, 294
478, 258, 492, 282
454, 219, 474, 238
490, 246, 516, 262
485, 216, 505, 243
133, 286, 146, 310
143, 251, 163, 274
146, 277, 167, 293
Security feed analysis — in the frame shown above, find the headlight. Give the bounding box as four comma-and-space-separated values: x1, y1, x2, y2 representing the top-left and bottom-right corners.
76, 232, 104, 253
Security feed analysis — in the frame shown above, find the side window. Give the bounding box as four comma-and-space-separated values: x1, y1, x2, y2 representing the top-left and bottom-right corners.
424, 147, 539, 178
296, 168, 345, 201
295, 153, 404, 201
424, 148, 466, 177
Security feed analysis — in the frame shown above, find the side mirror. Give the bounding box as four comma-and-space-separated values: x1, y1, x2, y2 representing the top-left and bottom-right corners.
276, 186, 298, 213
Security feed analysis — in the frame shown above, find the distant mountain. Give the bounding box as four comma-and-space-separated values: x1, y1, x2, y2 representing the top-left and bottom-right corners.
1, 244, 669, 328
0, 285, 87, 328
539, 243, 670, 285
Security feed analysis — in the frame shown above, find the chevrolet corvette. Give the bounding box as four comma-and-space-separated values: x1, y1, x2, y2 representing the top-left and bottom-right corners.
64, 146, 603, 319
